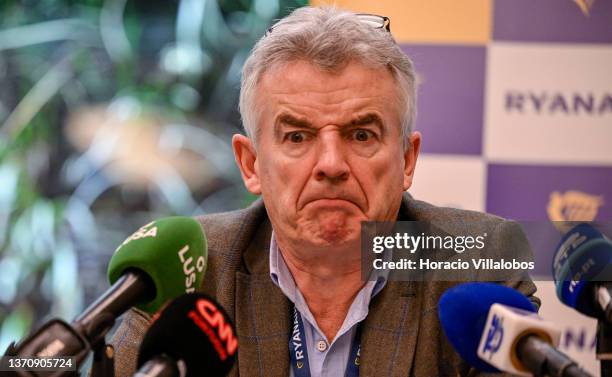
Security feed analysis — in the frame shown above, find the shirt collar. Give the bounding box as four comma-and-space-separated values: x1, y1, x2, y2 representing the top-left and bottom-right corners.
269, 230, 389, 342
269, 231, 387, 306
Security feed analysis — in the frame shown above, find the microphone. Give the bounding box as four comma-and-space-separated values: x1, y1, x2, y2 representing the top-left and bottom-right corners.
5, 217, 208, 373
552, 223, 612, 322
439, 282, 592, 377
135, 293, 238, 377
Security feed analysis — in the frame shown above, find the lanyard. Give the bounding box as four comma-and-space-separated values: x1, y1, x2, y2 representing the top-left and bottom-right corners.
289, 306, 361, 377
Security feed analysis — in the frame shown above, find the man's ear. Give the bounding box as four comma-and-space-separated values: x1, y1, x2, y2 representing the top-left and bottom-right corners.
403, 131, 421, 191
232, 134, 262, 195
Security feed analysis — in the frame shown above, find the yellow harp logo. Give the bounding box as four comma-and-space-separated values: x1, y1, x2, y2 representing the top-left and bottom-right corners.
573, 0, 596, 16
547, 190, 603, 223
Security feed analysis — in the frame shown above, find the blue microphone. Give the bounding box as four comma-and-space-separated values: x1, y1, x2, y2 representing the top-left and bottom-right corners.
438, 282, 590, 377
438, 282, 537, 373
552, 223, 612, 321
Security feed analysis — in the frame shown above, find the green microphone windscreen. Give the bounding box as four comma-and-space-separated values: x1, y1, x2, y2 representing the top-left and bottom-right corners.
107, 217, 207, 314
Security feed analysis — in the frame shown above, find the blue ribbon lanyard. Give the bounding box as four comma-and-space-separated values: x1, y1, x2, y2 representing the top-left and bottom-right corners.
289, 306, 361, 377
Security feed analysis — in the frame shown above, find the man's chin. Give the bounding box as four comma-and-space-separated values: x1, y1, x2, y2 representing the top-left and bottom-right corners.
307, 222, 361, 248
294, 210, 365, 247
315, 231, 353, 245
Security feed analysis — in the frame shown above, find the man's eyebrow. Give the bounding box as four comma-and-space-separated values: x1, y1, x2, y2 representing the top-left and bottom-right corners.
274, 113, 313, 139
347, 113, 384, 128
277, 113, 312, 128
273, 112, 386, 137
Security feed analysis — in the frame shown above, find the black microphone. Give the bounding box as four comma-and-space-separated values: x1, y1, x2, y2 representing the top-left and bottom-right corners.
4, 217, 208, 376
552, 223, 612, 323
552, 223, 612, 374
135, 293, 238, 377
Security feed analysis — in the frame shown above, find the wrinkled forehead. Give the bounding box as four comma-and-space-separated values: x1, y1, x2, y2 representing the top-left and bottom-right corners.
258, 58, 397, 89
254, 59, 404, 128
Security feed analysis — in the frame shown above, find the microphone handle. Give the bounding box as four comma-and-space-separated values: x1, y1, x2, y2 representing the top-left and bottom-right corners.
73, 269, 154, 343
516, 335, 593, 377
596, 282, 612, 324
134, 355, 180, 377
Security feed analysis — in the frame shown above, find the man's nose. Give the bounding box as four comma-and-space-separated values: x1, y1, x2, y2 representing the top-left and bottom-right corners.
313, 131, 350, 182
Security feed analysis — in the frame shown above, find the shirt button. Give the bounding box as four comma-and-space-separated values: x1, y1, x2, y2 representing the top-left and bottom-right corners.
316, 340, 328, 352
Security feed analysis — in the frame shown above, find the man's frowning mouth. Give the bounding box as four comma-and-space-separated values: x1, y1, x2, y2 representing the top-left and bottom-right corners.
299, 196, 363, 212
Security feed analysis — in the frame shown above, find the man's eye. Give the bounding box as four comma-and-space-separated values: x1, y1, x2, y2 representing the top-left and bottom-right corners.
352, 129, 373, 142
288, 132, 306, 143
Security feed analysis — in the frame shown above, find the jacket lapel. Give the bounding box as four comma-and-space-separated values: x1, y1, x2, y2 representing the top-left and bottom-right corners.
360, 281, 422, 377
234, 217, 291, 377
358, 194, 423, 377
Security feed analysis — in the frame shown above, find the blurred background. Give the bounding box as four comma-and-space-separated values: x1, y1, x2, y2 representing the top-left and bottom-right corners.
0, 0, 611, 375
0, 0, 304, 356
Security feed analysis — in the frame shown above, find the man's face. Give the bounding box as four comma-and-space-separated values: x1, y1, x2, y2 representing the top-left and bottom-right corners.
233, 60, 420, 251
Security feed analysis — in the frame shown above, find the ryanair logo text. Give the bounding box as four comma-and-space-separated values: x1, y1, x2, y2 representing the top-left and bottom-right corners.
505, 91, 612, 115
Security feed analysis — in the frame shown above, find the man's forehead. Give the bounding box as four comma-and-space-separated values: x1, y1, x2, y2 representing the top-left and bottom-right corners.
252, 59, 404, 138
255, 60, 401, 118
258, 59, 395, 92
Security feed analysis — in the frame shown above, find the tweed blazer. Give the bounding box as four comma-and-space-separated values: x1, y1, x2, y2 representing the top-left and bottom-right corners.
109, 194, 539, 377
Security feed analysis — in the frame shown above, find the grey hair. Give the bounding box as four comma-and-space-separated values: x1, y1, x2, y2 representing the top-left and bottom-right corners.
239, 6, 418, 146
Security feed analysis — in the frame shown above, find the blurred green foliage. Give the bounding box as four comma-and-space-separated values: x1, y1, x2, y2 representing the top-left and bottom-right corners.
0, 0, 306, 355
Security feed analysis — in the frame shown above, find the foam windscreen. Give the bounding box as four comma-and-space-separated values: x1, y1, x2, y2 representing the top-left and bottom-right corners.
552, 223, 612, 318
437, 282, 536, 372
137, 292, 238, 377
108, 216, 207, 313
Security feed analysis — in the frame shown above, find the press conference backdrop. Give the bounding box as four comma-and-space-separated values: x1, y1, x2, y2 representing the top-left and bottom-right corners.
0, 0, 610, 375
311, 0, 612, 375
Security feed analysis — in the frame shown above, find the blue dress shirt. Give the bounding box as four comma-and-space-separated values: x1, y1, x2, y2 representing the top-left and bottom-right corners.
269, 232, 387, 377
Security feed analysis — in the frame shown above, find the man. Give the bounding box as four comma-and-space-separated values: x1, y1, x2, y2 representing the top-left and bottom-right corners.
111, 6, 538, 376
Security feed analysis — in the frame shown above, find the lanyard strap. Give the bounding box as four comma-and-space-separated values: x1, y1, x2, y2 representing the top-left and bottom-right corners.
289, 306, 361, 377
